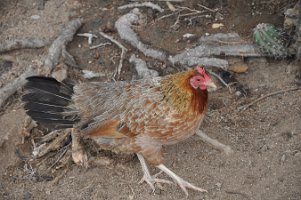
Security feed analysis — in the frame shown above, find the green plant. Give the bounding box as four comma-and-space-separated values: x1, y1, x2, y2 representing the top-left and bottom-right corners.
253, 23, 288, 58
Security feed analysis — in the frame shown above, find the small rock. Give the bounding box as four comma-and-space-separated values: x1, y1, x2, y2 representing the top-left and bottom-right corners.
280, 154, 286, 164
45, 189, 51, 195
215, 182, 222, 190
82, 70, 105, 79
183, 33, 196, 39
235, 90, 242, 97
212, 23, 224, 29
229, 63, 248, 73
182, 33, 198, 43
30, 15, 40, 20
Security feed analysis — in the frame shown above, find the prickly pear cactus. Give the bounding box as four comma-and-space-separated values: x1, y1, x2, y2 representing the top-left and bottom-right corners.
253, 23, 288, 58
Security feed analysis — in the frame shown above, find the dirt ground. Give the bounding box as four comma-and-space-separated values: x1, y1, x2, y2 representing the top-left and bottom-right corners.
0, 0, 301, 199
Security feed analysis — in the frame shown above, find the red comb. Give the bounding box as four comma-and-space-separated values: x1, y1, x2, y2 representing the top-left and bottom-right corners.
196, 66, 211, 81
196, 66, 206, 74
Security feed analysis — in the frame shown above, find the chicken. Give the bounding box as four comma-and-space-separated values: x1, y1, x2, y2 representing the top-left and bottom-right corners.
22, 66, 217, 196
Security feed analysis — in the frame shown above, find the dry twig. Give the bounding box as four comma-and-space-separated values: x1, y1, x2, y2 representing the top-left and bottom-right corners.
46, 143, 71, 171
89, 42, 111, 50
37, 130, 61, 144
197, 4, 219, 12
32, 129, 71, 158
0, 38, 49, 53
238, 87, 301, 111
225, 190, 251, 200
77, 33, 97, 45
118, 2, 164, 12
99, 31, 127, 79
195, 130, 233, 155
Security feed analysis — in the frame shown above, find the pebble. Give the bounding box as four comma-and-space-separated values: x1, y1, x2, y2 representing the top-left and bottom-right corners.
229, 63, 249, 73
280, 154, 286, 164
212, 23, 224, 29
215, 182, 222, 190
30, 15, 40, 20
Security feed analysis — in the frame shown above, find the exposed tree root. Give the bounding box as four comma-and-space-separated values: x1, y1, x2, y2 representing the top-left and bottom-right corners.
116, 10, 260, 69
115, 9, 167, 61
118, 2, 164, 12
129, 54, 159, 79
0, 19, 82, 109
0, 66, 37, 108
0, 38, 49, 53
44, 18, 82, 72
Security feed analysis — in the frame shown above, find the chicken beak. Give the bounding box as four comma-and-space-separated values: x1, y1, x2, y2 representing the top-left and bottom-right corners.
206, 80, 217, 92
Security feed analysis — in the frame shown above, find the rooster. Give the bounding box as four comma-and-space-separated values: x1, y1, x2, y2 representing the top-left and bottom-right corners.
22, 66, 217, 196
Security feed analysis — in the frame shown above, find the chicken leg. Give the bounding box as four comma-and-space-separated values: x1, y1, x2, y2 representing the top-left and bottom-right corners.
71, 128, 88, 168
196, 130, 233, 155
137, 153, 207, 196
137, 153, 173, 192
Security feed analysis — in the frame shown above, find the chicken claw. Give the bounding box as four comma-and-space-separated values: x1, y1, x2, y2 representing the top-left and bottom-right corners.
157, 164, 207, 197
137, 154, 173, 192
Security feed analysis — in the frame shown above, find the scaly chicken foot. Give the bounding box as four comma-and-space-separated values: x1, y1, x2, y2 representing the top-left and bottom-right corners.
137, 153, 173, 192
157, 164, 207, 197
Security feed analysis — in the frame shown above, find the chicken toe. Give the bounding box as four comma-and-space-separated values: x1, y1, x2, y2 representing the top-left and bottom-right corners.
137, 154, 172, 192
157, 164, 207, 197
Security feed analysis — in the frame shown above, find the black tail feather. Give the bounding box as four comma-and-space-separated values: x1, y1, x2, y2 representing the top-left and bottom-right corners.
22, 76, 79, 129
